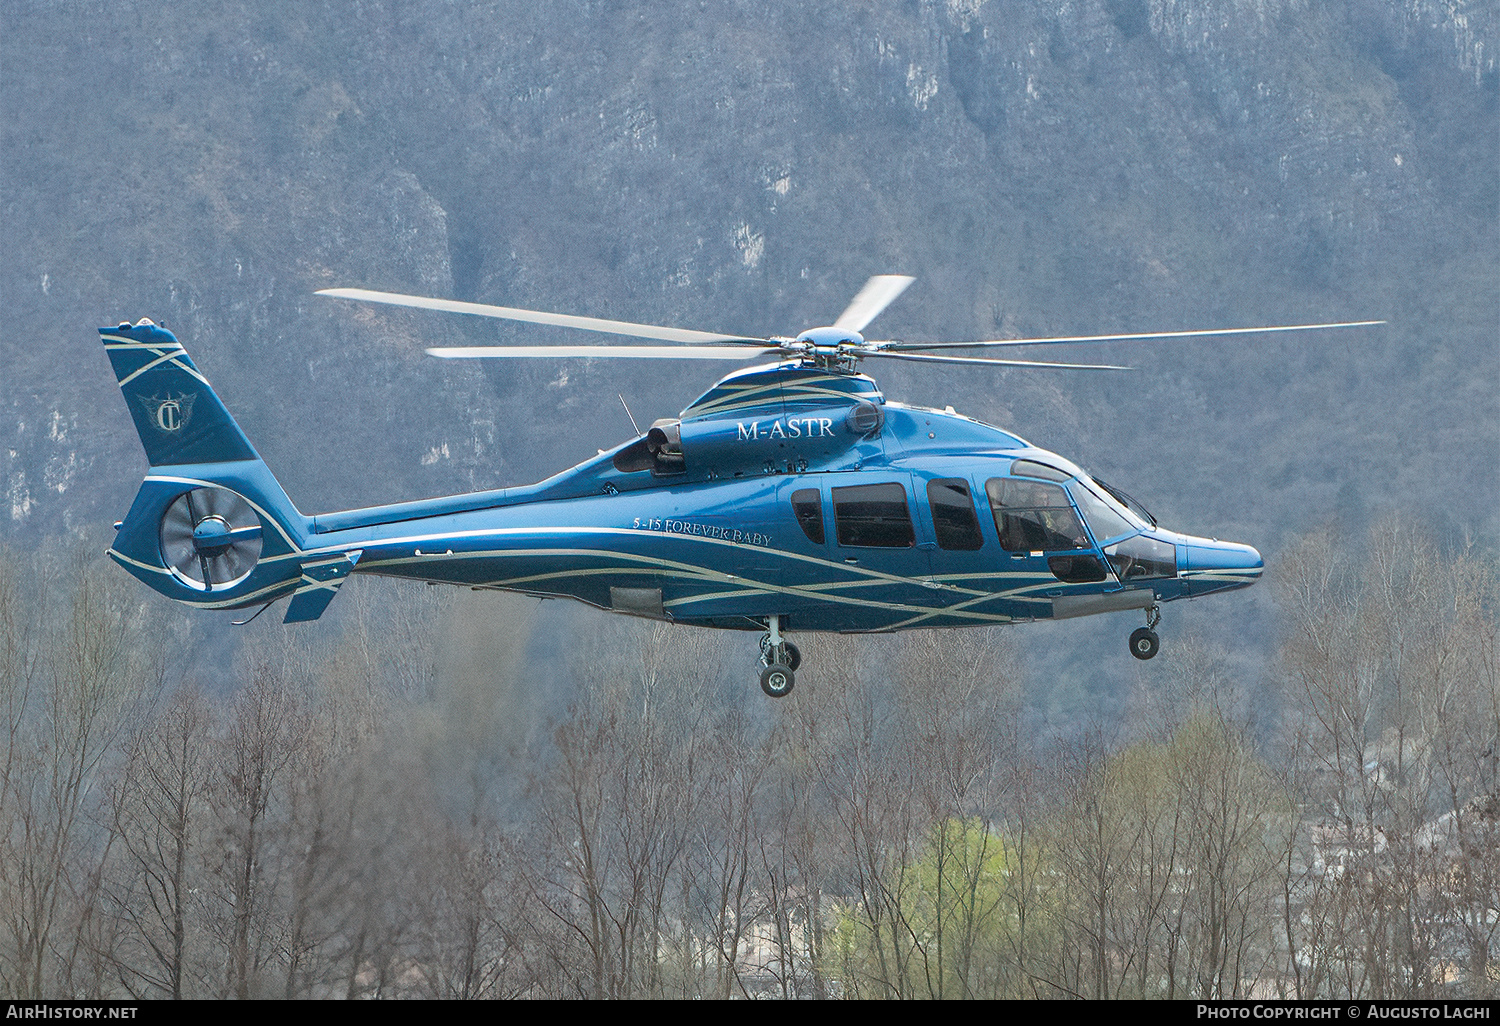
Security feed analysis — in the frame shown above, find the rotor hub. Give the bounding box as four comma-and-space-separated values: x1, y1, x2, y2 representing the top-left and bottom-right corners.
794, 325, 864, 348
191, 515, 234, 558
786, 326, 868, 372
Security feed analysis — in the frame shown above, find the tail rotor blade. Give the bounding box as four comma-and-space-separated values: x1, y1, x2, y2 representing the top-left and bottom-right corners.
833, 276, 915, 333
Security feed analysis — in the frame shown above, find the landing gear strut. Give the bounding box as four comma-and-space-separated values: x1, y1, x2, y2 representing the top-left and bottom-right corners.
758, 615, 799, 697
1129, 604, 1161, 661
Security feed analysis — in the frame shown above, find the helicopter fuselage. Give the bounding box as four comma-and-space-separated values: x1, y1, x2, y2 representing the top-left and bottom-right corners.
106, 350, 1262, 635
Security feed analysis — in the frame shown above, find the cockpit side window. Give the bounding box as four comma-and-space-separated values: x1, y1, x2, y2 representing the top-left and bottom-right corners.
791, 488, 825, 545
833, 483, 915, 548
1105, 536, 1177, 580
927, 478, 983, 550
985, 478, 1089, 552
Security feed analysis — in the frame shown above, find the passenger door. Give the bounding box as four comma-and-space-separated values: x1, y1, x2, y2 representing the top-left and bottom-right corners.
828, 476, 926, 571
775, 474, 931, 627
917, 475, 988, 588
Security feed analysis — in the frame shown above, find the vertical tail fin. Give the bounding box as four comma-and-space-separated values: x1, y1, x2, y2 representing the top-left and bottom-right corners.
102, 319, 317, 615
101, 319, 258, 466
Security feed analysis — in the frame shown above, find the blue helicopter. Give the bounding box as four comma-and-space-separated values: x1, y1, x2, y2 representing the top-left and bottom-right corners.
102, 277, 1379, 696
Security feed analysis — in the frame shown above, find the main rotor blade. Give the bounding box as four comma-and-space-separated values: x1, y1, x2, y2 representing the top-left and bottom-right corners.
427, 345, 778, 360
318, 287, 770, 345
875, 319, 1386, 351
833, 275, 915, 333
862, 350, 1132, 371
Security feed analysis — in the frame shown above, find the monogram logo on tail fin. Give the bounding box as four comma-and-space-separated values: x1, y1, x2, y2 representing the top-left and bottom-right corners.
136, 393, 196, 433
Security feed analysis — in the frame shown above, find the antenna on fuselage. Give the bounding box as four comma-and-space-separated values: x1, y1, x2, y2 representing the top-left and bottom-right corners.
618, 394, 641, 437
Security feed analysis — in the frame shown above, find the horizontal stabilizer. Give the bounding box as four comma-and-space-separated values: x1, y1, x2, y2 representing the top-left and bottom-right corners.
283, 550, 362, 623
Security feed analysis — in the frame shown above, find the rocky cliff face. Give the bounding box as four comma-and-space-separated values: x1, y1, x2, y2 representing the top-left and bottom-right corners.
3, 0, 1495, 556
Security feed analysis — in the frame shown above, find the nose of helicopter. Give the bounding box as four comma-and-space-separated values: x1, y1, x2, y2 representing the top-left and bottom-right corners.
1178, 537, 1264, 596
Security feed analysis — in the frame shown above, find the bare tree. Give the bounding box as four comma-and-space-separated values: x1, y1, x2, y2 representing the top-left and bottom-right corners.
205, 660, 305, 999
0, 548, 161, 997
0, 547, 45, 996
1277, 520, 1500, 998
681, 701, 771, 999
526, 618, 719, 998
890, 628, 1019, 999
101, 685, 212, 998
759, 699, 836, 1000
403, 821, 526, 999
796, 635, 926, 999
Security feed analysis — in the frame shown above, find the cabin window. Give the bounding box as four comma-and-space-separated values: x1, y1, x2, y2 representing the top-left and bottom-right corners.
833, 483, 915, 548
1068, 484, 1135, 543
985, 478, 1089, 552
791, 488, 825, 545
927, 478, 983, 550
1105, 536, 1177, 580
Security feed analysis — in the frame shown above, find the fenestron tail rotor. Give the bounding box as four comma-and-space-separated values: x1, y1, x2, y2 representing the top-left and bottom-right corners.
318, 278, 1384, 372
159, 486, 263, 592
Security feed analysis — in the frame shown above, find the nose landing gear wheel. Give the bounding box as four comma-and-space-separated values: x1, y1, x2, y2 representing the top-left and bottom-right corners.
760, 663, 795, 698
1129, 627, 1160, 660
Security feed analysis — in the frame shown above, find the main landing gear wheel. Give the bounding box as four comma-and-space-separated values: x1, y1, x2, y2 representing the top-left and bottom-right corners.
759, 635, 801, 669
1129, 627, 1160, 660
761, 663, 795, 698
757, 614, 797, 697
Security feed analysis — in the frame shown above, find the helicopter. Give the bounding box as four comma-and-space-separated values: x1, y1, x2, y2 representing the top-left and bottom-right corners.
101, 276, 1380, 696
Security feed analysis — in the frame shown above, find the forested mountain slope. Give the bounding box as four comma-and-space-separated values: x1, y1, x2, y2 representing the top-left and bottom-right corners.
2, 1, 1494, 706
